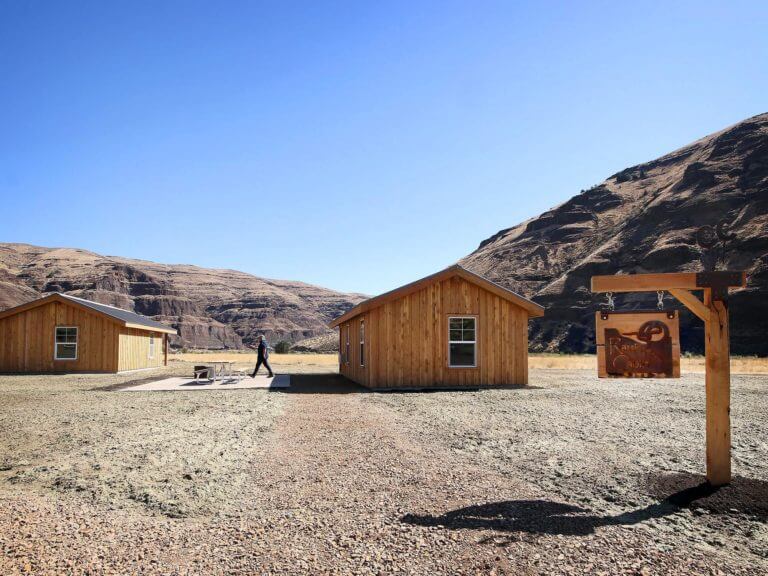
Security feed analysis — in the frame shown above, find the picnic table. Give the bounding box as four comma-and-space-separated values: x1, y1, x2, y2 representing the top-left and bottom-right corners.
194, 361, 244, 383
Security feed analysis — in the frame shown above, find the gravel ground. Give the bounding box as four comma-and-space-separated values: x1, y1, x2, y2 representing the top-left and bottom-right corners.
0, 364, 766, 575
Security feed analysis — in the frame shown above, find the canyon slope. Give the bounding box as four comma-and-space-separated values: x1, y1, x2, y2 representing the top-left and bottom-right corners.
0, 244, 366, 349
461, 113, 768, 355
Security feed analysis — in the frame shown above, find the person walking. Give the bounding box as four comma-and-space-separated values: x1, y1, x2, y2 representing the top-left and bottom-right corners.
251, 335, 275, 378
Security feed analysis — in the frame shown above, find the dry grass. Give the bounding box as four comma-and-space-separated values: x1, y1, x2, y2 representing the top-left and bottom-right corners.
171, 352, 338, 374
528, 354, 596, 371
529, 353, 768, 374
680, 355, 768, 374
174, 351, 768, 375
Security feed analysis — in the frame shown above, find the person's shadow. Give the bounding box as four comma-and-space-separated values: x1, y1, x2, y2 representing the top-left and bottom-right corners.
402, 475, 768, 537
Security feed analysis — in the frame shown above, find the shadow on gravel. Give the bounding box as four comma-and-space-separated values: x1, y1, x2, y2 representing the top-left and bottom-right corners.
402, 474, 768, 537
272, 374, 369, 394
94, 375, 170, 392
273, 375, 543, 394
647, 472, 768, 518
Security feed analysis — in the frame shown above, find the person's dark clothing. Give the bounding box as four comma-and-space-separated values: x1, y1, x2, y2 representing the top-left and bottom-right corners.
252, 356, 273, 377
252, 340, 274, 377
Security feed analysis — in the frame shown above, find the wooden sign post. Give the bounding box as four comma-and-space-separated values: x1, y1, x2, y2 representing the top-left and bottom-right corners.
591, 271, 746, 487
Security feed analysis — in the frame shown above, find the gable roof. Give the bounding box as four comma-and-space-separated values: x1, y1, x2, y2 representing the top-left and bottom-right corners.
329, 264, 544, 328
0, 293, 178, 335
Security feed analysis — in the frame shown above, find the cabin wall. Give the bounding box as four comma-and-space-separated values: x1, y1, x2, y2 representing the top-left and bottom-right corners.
117, 328, 166, 372
338, 313, 371, 387
0, 300, 120, 373
338, 276, 530, 389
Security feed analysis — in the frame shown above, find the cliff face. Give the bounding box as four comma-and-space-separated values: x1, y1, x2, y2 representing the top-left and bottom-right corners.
0, 244, 366, 350
461, 113, 768, 355
3, 115, 766, 355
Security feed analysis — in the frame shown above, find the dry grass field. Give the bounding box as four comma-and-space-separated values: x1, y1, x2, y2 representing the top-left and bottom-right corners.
173, 351, 339, 373
0, 356, 766, 575
528, 353, 768, 374
173, 351, 768, 375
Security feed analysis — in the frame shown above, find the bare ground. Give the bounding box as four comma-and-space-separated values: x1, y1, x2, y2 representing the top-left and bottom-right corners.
0, 361, 766, 575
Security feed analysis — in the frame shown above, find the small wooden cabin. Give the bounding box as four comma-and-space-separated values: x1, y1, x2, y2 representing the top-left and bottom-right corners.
0, 293, 177, 373
330, 264, 544, 390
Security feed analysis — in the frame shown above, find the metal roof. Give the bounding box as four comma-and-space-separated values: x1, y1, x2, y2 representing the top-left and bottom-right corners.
58, 294, 177, 333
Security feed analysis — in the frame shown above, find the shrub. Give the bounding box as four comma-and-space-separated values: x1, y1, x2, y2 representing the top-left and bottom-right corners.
274, 340, 292, 354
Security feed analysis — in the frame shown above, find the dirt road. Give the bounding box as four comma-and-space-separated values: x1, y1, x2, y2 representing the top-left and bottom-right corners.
0, 365, 766, 575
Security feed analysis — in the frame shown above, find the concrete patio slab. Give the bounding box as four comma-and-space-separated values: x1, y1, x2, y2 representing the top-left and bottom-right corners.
119, 374, 290, 392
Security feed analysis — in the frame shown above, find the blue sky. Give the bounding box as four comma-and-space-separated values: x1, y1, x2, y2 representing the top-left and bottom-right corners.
1, 1, 766, 295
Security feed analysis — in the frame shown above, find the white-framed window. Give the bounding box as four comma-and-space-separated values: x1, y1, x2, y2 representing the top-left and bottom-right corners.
149, 334, 156, 359
345, 324, 350, 365
54, 326, 78, 360
359, 319, 365, 367
448, 316, 476, 368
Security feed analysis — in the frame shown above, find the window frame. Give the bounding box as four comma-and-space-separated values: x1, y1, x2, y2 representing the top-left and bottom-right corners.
148, 334, 155, 359
359, 319, 365, 367
54, 326, 79, 361
447, 315, 478, 368
345, 324, 350, 365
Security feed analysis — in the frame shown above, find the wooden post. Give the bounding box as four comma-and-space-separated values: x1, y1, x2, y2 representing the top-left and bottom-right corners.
591, 271, 744, 487
704, 290, 731, 486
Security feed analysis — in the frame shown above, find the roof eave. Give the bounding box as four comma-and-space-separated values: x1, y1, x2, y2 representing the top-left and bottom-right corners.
453, 267, 545, 317
0, 293, 178, 334
0, 293, 65, 321
329, 264, 545, 327
123, 322, 178, 335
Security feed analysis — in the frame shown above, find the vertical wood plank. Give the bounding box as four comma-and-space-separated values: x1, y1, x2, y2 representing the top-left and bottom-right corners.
705, 292, 731, 486
326, 273, 535, 389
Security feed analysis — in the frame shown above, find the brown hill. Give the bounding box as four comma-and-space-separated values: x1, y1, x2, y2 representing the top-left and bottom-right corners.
461, 113, 768, 355
0, 244, 366, 350
290, 333, 339, 353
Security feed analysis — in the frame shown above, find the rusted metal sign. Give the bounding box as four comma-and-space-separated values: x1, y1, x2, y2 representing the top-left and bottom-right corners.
596, 310, 680, 378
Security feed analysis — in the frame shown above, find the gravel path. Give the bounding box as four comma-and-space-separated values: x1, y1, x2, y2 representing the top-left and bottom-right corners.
0, 367, 766, 574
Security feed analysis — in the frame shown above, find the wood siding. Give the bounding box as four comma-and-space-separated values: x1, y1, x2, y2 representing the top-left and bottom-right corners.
117, 329, 166, 372
0, 300, 120, 373
338, 275, 531, 389
0, 299, 169, 373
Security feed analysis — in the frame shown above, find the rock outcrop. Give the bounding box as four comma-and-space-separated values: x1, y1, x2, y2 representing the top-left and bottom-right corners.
0, 244, 366, 350
461, 113, 768, 355
290, 333, 339, 353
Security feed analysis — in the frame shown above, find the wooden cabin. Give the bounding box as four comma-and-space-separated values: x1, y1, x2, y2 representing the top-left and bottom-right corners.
0, 293, 177, 373
330, 264, 544, 390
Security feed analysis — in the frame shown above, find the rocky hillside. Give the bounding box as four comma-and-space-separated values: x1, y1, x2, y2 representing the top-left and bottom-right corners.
290, 333, 339, 353
461, 113, 768, 355
0, 244, 366, 350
